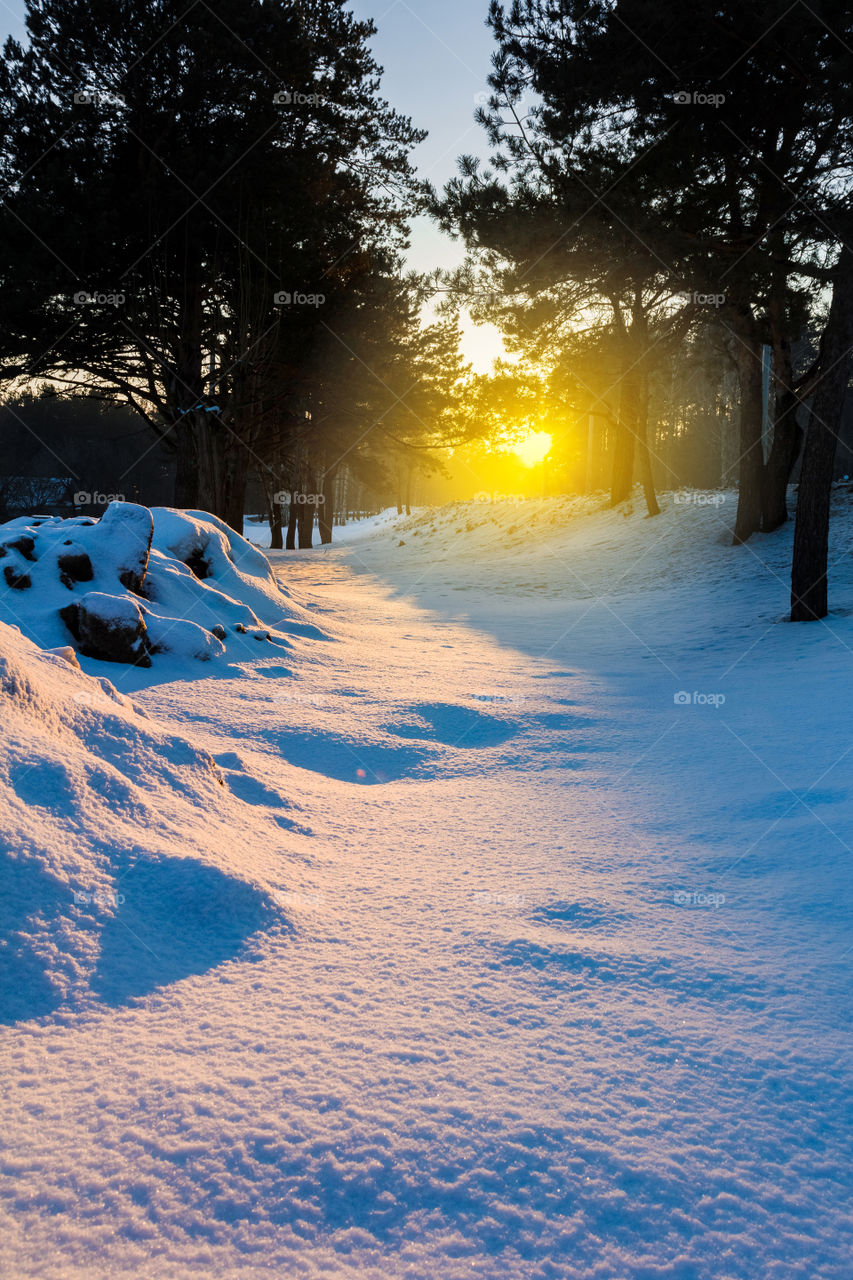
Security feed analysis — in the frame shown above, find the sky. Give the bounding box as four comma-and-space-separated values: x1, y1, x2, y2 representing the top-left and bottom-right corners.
346, 0, 504, 367
0, 0, 503, 369
348, 0, 496, 271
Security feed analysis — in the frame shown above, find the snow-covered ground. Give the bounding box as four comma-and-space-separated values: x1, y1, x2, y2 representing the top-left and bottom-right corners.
1, 489, 852, 1278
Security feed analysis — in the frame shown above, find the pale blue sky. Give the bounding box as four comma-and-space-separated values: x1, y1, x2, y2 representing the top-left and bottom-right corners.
347, 0, 502, 365
349, 0, 496, 272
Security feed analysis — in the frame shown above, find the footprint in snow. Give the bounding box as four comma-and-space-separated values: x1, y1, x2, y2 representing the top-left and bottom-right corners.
532, 899, 632, 934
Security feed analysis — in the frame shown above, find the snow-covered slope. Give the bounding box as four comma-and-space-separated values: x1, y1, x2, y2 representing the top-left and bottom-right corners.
0, 623, 291, 1022
1, 489, 852, 1280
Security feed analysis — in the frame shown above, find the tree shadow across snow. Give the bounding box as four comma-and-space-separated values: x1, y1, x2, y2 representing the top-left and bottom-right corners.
91, 853, 278, 1005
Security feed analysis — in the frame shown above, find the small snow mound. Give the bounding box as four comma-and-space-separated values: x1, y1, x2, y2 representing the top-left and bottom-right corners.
44, 645, 81, 670
0, 620, 282, 1022
0, 503, 321, 668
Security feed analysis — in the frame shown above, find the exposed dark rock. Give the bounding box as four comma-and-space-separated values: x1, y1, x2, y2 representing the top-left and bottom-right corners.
61, 593, 151, 667
3, 567, 31, 590
58, 552, 94, 588
211, 624, 226, 640
59, 602, 80, 640
184, 546, 211, 579
6, 537, 35, 562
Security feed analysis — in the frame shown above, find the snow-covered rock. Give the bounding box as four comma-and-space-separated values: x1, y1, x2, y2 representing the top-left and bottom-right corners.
0, 502, 314, 667
60, 591, 150, 667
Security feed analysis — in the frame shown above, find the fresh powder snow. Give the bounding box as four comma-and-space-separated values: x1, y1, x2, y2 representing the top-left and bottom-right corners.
0, 491, 851, 1279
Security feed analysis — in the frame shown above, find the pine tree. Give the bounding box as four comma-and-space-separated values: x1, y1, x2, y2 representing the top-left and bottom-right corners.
0, 0, 424, 523
437, 0, 853, 540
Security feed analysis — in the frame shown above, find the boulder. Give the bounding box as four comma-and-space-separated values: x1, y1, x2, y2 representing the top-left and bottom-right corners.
57, 551, 94, 588
61, 592, 151, 667
93, 502, 154, 594
3, 567, 31, 590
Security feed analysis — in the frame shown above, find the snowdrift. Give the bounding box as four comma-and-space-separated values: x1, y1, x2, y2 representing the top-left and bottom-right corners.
0, 621, 283, 1022
0, 502, 314, 666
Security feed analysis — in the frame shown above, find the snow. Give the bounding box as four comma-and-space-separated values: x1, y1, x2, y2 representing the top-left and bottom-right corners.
1, 488, 852, 1279
0, 503, 323, 672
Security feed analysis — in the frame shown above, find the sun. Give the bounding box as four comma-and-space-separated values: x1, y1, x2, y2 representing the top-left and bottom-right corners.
512, 430, 552, 468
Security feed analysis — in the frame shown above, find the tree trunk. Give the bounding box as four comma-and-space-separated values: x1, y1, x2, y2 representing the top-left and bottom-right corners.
173, 418, 199, 508
634, 368, 660, 517
610, 368, 636, 505
762, 296, 801, 532
170, 256, 208, 512
762, 385, 801, 532
731, 316, 765, 544
223, 436, 249, 534
318, 466, 336, 545
791, 243, 853, 620
285, 500, 297, 550
297, 499, 313, 548
195, 414, 226, 519
268, 493, 283, 550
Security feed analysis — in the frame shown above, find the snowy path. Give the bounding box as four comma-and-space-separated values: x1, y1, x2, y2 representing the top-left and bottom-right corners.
3, 503, 853, 1278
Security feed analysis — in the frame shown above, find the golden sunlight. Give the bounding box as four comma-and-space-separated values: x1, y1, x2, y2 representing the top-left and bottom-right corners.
512, 430, 553, 468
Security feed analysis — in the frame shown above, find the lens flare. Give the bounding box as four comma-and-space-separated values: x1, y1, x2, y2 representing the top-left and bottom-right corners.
512, 431, 552, 467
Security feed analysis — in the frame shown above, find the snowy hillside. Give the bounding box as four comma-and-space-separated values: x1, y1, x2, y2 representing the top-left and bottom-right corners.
1, 490, 852, 1280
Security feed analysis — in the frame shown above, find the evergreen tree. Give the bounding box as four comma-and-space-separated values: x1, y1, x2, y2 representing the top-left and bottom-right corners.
436, 0, 853, 541
0, 0, 424, 523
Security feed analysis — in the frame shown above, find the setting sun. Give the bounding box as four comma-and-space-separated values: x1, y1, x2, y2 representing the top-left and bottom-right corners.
512, 430, 553, 467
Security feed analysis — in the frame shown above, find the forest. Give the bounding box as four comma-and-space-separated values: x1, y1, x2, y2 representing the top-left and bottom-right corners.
1, 1, 852, 617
